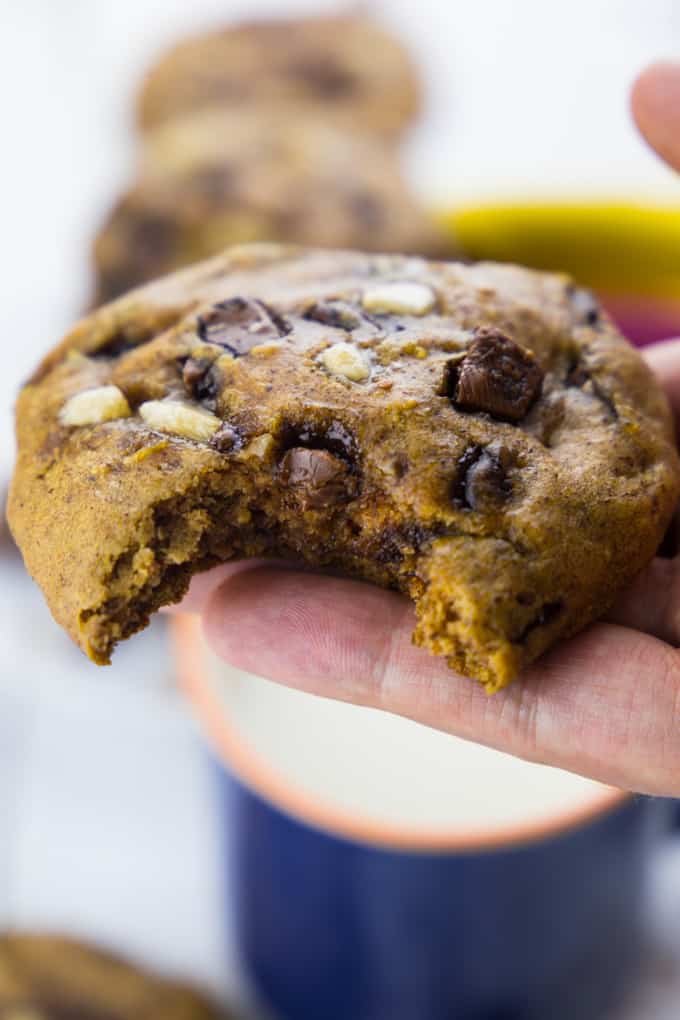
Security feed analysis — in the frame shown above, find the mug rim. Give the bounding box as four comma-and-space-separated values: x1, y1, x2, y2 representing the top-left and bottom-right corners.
174, 615, 630, 853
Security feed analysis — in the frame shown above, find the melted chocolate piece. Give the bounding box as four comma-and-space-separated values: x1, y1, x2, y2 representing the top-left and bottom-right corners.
451, 444, 512, 510
182, 357, 219, 410
303, 301, 363, 331
448, 328, 543, 422
279, 420, 357, 463
197, 297, 289, 356
280, 447, 351, 508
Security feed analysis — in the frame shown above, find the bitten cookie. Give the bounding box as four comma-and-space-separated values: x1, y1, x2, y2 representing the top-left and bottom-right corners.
9, 245, 680, 691
0, 933, 225, 1018
93, 112, 446, 304
136, 15, 420, 139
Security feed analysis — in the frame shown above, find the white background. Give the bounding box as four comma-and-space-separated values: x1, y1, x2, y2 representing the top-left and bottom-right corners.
1, 1, 680, 1015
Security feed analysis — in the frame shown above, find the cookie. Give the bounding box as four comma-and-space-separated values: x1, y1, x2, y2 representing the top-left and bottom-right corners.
136, 15, 420, 139
92, 112, 445, 304
9, 245, 679, 691
0, 933, 225, 1018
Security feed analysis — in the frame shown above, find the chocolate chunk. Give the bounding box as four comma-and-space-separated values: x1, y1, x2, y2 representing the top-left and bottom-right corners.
448, 328, 543, 422
182, 357, 219, 410
280, 420, 357, 462
280, 447, 351, 508
211, 423, 242, 453
288, 59, 357, 97
451, 444, 512, 510
197, 297, 290, 356
303, 301, 363, 331
569, 286, 601, 328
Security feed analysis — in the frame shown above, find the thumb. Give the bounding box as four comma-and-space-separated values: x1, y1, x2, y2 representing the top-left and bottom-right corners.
631, 61, 680, 172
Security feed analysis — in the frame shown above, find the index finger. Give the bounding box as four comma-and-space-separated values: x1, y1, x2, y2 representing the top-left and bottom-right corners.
203, 566, 680, 796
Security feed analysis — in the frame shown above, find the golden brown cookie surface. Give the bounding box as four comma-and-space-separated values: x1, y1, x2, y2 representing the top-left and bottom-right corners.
9, 245, 680, 690
136, 15, 420, 138
93, 112, 446, 305
0, 934, 224, 1019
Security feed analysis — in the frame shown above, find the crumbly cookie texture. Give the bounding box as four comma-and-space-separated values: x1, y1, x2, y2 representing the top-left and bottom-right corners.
92, 111, 446, 304
0, 933, 225, 1019
9, 245, 680, 692
136, 15, 420, 138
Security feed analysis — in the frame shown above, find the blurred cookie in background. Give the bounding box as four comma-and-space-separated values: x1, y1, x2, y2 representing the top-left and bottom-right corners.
0, 933, 228, 1019
93, 111, 448, 304
136, 14, 420, 140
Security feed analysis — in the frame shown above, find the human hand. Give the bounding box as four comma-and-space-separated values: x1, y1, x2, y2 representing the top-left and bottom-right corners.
179, 64, 680, 797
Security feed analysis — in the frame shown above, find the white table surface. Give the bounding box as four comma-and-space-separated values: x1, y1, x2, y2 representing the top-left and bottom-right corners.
2, 1, 680, 1015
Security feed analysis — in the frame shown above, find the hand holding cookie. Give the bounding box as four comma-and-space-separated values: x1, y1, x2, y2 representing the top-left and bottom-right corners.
186, 65, 680, 798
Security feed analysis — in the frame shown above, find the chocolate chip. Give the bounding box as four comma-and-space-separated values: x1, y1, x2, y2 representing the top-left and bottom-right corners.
211, 423, 242, 453
288, 59, 357, 97
569, 286, 601, 328
182, 357, 219, 410
451, 444, 512, 510
197, 297, 290, 356
280, 447, 351, 508
279, 420, 357, 463
447, 328, 543, 422
303, 302, 363, 331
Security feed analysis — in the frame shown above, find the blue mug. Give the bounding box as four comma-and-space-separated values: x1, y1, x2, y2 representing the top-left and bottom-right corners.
175, 617, 672, 1020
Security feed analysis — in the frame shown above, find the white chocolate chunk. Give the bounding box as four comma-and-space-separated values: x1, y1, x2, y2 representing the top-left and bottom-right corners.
60, 385, 131, 426
238, 433, 274, 460
139, 399, 220, 441
320, 342, 371, 382
361, 281, 436, 316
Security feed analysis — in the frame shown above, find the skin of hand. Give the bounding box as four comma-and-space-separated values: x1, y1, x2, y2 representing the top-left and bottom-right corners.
178, 63, 680, 798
